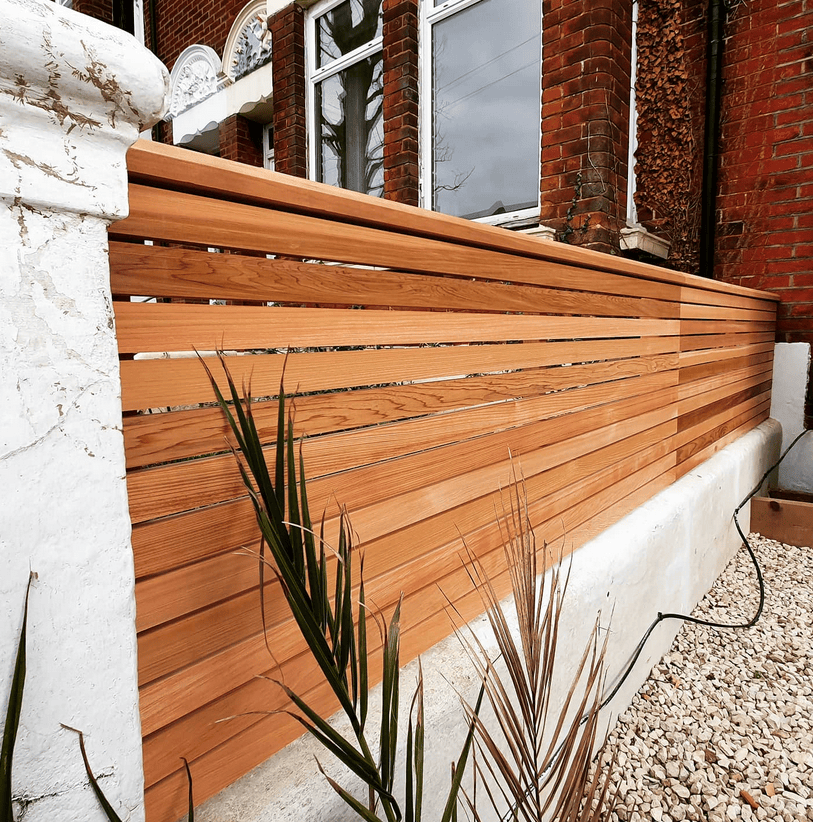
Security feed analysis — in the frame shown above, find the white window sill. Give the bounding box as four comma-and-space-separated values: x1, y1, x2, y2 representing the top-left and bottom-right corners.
619, 225, 671, 259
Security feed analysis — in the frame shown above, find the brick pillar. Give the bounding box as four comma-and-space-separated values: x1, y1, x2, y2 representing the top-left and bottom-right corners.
270, 2, 307, 178
383, 0, 420, 206
540, 0, 631, 254
219, 114, 264, 166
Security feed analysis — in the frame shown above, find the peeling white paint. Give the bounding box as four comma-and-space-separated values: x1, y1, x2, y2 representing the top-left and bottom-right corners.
1, 0, 169, 820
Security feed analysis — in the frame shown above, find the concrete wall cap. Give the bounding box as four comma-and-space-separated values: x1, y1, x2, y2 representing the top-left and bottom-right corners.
0, 0, 170, 218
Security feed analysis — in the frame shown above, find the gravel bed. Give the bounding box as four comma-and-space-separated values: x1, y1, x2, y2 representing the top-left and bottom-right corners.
594, 533, 813, 822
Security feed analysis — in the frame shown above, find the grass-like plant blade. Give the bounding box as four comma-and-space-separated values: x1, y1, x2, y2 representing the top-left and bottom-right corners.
1, 574, 33, 822
182, 757, 194, 821
269, 680, 388, 797
61, 725, 121, 821
315, 759, 382, 822
286, 418, 304, 581
379, 601, 401, 797
358, 564, 369, 731
413, 664, 424, 820
441, 685, 484, 822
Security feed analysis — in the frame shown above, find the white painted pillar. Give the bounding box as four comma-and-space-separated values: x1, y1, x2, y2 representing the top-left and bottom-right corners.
0, 1, 168, 820
771, 342, 813, 494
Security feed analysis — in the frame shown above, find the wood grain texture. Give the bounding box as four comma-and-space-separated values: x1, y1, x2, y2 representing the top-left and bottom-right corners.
123, 141, 776, 301
120, 336, 680, 411
114, 300, 678, 354
115, 142, 780, 818
109, 242, 677, 318
123, 353, 681, 468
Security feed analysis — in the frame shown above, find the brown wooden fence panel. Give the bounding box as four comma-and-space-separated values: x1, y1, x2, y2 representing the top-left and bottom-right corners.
110, 141, 777, 820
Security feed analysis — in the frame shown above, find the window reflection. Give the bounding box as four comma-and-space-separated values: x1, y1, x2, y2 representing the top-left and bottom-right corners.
431, 0, 541, 219
313, 0, 384, 196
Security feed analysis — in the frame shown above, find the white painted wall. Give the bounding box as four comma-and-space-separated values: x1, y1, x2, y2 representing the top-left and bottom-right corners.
0, 0, 168, 820
770, 342, 813, 494
195, 420, 782, 821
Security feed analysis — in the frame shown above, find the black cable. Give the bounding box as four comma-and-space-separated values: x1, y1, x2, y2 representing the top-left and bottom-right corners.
598, 426, 809, 713
501, 427, 810, 819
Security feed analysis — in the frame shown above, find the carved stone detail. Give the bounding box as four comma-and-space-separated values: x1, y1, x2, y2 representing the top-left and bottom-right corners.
224, 0, 272, 81
169, 44, 230, 118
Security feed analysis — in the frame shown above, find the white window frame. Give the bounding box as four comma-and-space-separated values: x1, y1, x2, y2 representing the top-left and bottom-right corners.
305, 0, 384, 188
263, 122, 275, 170
420, 0, 541, 225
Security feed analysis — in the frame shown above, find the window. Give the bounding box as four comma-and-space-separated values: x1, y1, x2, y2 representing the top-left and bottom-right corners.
307, 0, 384, 196
263, 123, 275, 171
422, 0, 541, 222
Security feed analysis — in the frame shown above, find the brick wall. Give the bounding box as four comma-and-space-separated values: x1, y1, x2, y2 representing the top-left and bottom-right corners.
269, 2, 307, 178
383, 0, 420, 205
152, 0, 249, 73
74, 0, 113, 25
219, 114, 263, 166
716, 0, 812, 348
540, 0, 632, 254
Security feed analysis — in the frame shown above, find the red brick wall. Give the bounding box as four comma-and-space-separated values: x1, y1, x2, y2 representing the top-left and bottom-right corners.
383, 0, 420, 206
269, 3, 307, 179
716, 0, 812, 347
540, 0, 632, 254
74, 0, 114, 25
219, 114, 263, 167
152, 0, 249, 72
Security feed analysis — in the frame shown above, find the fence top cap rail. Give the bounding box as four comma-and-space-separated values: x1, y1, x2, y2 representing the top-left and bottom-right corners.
124, 141, 777, 304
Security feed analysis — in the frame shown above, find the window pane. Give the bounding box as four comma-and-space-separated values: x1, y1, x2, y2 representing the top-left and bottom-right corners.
432, 0, 541, 218
317, 0, 383, 68
317, 54, 384, 196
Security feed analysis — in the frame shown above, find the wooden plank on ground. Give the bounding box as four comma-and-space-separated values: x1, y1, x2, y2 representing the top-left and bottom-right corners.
750, 497, 813, 547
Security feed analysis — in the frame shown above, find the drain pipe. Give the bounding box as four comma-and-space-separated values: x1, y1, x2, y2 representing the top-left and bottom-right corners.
699, 0, 726, 279
147, 0, 162, 142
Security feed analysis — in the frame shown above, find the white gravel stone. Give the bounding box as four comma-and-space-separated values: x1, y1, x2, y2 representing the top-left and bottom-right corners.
592, 535, 813, 822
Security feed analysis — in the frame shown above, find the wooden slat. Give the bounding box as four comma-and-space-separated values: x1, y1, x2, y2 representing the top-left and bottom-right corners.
679, 302, 777, 321
124, 141, 776, 302
115, 185, 685, 303
124, 353, 681, 468
114, 301, 679, 354
109, 241, 678, 319
141, 450, 677, 820
125, 374, 681, 524
120, 336, 680, 411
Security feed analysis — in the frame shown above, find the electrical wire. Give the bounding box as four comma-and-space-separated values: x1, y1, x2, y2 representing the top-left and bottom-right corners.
500, 426, 810, 820
598, 426, 809, 714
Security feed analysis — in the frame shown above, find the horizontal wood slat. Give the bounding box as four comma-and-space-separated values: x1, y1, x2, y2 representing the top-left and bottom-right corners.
114, 301, 679, 354
112, 141, 777, 819
124, 141, 776, 302
120, 337, 680, 411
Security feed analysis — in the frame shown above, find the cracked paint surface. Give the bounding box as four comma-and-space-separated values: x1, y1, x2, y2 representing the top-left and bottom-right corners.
0, 0, 169, 820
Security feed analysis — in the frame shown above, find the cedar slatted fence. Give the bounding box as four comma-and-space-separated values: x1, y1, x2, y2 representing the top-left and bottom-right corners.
110, 141, 777, 820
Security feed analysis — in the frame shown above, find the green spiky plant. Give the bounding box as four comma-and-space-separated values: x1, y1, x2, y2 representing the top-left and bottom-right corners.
204, 354, 621, 822
202, 354, 480, 821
